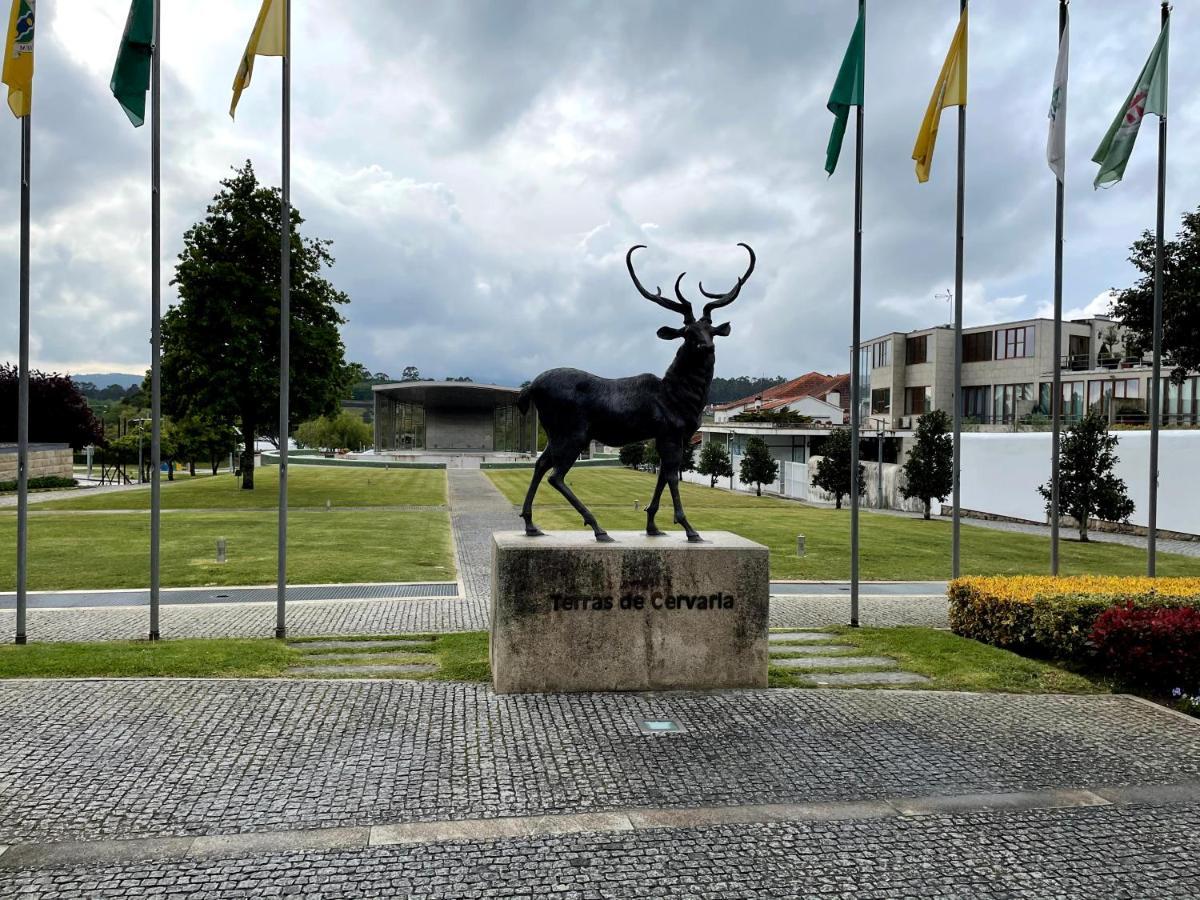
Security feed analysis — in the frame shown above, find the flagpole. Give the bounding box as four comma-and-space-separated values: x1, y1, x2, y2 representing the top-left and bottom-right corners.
276, 0, 291, 638
848, 0, 864, 629
1050, 0, 1066, 576
951, 0, 967, 580
1147, 0, 1169, 577
148, 0, 163, 640
14, 111, 30, 645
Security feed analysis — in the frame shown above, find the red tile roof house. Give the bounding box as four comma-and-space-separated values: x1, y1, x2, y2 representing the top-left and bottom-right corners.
711, 372, 850, 424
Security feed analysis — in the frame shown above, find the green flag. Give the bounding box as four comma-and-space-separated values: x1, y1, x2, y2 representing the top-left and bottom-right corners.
110, 0, 154, 127
1092, 19, 1168, 189
825, 7, 864, 176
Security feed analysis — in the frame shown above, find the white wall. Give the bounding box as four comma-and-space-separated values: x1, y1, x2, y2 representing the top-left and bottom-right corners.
959, 430, 1200, 536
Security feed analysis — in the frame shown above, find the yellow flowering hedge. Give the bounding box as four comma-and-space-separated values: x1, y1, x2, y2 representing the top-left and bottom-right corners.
948, 576, 1200, 660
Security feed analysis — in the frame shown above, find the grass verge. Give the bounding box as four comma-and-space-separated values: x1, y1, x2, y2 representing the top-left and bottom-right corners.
0, 638, 297, 679
487, 467, 1200, 579
768, 626, 1108, 693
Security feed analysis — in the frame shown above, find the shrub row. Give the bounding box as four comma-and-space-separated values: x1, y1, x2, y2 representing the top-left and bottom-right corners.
1091, 604, 1200, 692
948, 575, 1200, 661
0, 475, 77, 492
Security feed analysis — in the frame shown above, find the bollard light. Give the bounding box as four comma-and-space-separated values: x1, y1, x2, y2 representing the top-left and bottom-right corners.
634, 500, 640, 511
216, 538, 227, 564
326, 499, 332, 511
796, 534, 806, 557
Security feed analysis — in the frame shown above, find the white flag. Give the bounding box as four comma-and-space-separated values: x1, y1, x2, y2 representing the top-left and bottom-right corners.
1047, 16, 1068, 181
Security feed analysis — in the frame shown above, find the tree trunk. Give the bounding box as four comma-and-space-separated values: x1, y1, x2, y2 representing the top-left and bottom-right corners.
710, 475, 716, 488
756, 483, 761, 497
835, 493, 842, 510
240, 425, 256, 490
167, 461, 174, 482
189, 460, 196, 477
1078, 520, 1088, 542
210, 456, 219, 476
924, 498, 931, 520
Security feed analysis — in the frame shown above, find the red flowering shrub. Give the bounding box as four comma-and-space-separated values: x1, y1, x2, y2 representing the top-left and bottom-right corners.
1090, 603, 1200, 691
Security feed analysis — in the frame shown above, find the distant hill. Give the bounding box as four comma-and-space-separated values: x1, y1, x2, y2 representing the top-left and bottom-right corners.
71, 372, 144, 390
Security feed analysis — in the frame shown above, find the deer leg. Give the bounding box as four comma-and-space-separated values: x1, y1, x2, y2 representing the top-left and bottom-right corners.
666, 467, 701, 542
645, 467, 669, 536
546, 450, 612, 542
519, 452, 554, 536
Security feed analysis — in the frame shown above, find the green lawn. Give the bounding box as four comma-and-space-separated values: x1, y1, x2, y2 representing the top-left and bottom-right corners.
486, 467, 1200, 580
38, 465, 446, 510
769, 627, 1106, 693
0, 467, 454, 590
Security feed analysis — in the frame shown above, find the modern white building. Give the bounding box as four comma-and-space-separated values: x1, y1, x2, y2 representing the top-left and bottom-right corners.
855, 315, 1198, 431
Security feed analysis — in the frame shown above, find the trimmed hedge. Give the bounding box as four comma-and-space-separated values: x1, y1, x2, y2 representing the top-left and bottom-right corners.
0, 475, 77, 492
1091, 604, 1200, 691
949, 576, 1200, 661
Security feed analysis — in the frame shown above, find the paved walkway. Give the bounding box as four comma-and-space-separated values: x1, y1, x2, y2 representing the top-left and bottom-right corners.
959, 514, 1200, 558
448, 469, 522, 602
0, 680, 1196, 896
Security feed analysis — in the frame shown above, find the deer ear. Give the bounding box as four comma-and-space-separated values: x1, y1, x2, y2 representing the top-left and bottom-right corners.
712, 322, 731, 337
656, 326, 685, 341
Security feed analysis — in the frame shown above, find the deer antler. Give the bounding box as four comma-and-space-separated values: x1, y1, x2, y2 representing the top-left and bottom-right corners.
627, 245, 694, 323
699, 243, 756, 320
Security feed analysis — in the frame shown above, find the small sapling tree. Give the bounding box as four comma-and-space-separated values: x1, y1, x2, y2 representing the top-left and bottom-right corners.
900, 409, 953, 520
697, 441, 733, 488
1038, 410, 1135, 541
812, 427, 866, 510
738, 436, 778, 497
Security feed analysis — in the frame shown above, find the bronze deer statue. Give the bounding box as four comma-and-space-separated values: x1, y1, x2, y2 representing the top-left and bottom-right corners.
517, 243, 755, 542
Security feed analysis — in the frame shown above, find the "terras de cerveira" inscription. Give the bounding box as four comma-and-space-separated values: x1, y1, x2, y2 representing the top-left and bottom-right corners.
550, 592, 736, 612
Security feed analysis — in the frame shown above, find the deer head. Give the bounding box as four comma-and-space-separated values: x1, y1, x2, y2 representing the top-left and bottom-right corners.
626, 244, 755, 351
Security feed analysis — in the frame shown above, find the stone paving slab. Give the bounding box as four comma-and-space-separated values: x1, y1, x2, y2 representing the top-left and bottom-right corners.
286, 664, 438, 676
768, 644, 856, 655
768, 631, 839, 642
4, 801, 1199, 898
0, 680, 1197, 845
801, 672, 933, 686
293, 639, 434, 651
772, 655, 897, 669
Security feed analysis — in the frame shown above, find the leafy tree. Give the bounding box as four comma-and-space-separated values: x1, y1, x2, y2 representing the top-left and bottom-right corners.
295, 411, 372, 452
1038, 410, 1135, 541
401, 366, 421, 381
643, 440, 659, 471
707, 375, 788, 405
900, 409, 953, 520
812, 427, 865, 510
697, 441, 733, 488
619, 442, 645, 468
738, 436, 778, 497
1111, 206, 1200, 383
171, 415, 238, 476
162, 161, 349, 489
0, 364, 104, 450
681, 439, 697, 473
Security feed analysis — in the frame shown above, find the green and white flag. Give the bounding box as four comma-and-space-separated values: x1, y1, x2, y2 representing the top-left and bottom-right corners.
824, 6, 864, 176
1046, 13, 1068, 182
110, 0, 154, 127
1092, 19, 1168, 189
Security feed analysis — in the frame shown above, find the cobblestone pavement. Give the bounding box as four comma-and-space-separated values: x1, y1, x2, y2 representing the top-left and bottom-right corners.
0, 680, 1195, 844
0, 593, 946, 642
0, 681, 1197, 897
6, 801, 1198, 898
448, 469, 523, 602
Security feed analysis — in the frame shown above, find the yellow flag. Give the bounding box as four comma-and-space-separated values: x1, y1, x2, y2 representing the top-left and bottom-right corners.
2, 0, 35, 118
912, 8, 968, 184
230, 0, 286, 119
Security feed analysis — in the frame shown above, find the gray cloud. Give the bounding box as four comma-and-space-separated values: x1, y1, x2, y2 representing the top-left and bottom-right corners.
1, 1, 1196, 388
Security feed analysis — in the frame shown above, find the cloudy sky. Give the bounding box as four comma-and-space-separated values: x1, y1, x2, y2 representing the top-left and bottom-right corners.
1, 0, 1196, 385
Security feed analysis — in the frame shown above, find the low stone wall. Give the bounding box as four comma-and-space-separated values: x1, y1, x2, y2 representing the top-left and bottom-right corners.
0, 443, 73, 482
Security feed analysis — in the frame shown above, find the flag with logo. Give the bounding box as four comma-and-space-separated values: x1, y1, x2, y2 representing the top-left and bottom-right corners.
111, 0, 154, 127
1046, 14, 1068, 182
2, 0, 34, 118
1092, 20, 1168, 189
230, 0, 285, 119
912, 8, 967, 184
825, 7, 864, 176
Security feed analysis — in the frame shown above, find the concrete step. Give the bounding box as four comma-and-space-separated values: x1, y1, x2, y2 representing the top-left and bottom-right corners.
799, 672, 932, 686
769, 645, 856, 656
287, 664, 438, 677
768, 632, 839, 643
771, 656, 897, 670
292, 639, 434, 652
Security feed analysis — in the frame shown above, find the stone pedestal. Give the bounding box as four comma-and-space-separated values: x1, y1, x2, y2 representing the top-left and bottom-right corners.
490, 531, 769, 693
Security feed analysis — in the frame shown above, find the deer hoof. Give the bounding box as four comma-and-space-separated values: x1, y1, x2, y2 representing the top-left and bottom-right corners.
524, 525, 545, 537
686, 532, 703, 543
595, 532, 615, 543
646, 527, 667, 537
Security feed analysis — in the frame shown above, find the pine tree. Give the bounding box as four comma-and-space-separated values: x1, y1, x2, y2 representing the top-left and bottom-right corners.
697, 441, 733, 488
738, 436, 779, 497
812, 427, 866, 510
900, 409, 953, 520
1038, 411, 1135, 541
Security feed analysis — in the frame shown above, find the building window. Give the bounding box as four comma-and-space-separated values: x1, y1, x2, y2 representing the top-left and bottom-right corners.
962, 331, 992, 363
962, 386, 990, 420
904, 386, 931, 416
995, 325, 1035, 360
1061, 382, 1085, 421
870, 340, 890, 368
993, 383, 1034, 425
871, 388, 891, 414
1163, 375, 1199, 426
905, 335, 928, 365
